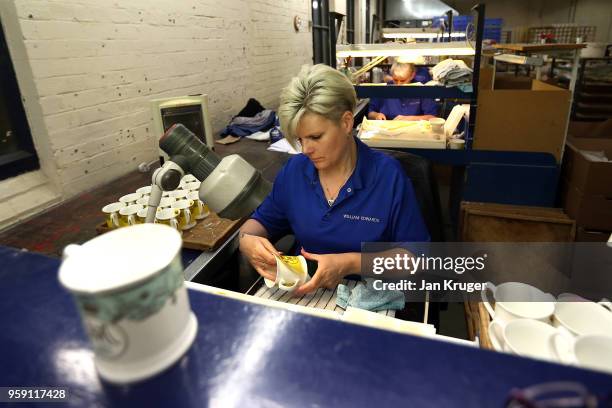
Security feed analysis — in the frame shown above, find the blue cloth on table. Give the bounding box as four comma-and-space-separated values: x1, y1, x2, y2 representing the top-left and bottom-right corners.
221, 109, 277, 137
336, 279, 405, 312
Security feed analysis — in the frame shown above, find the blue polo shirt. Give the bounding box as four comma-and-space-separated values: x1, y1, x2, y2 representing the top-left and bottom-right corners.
251, 137, 430, 255
368, 81, 438, 119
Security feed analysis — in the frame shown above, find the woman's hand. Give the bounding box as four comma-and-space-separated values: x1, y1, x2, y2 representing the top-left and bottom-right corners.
373, 112, 387, 120
393, 115, 419, 121
239, 233, 280, 281
294, 248, 358, 296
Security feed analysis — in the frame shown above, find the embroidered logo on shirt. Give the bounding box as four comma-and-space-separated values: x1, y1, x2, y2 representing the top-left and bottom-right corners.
343, 214, 381, 223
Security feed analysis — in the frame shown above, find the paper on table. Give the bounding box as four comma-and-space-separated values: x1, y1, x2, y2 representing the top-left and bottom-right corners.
267, 138, 301, 155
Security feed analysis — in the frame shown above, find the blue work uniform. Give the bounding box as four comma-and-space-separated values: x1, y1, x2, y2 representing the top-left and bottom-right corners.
251, 137, 430, 255
368, 80, 438, 119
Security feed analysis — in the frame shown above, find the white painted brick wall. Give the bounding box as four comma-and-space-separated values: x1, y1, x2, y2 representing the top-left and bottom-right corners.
7, 0, 312, 207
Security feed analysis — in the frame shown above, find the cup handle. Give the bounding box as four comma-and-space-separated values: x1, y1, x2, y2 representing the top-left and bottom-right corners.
481, 281, 496, 319
598, 298, 612, 312
128, 214, 136, 225
549, 327, 576, 364
185, 208, 191, 226
197, 200, 204, 213
111, 212, 119, 228
488, 319, 505, 351
62, 244, 81, 260
170, 218, 179, 230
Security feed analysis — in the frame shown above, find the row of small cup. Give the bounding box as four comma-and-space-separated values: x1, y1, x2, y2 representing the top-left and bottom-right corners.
102, 199, 208, 232
483, 281, 612, 373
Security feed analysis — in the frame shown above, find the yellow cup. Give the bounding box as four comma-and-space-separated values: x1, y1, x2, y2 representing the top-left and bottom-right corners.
187, 191, 210, 220
136, 207, 157, 224
182, 181, 201, 192
155, 208, 181, 234
102, 202, 126, 229
172, 199, 196, 230
136, 185, 152, 196
158, 197, 175, 209
118, 204, 144, 227
119, 192, 142, 206
169, 190, 189, 201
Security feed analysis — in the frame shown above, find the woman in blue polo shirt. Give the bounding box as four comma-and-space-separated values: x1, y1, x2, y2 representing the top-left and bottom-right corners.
238, 64, 429, 296
367, 61, 438, 121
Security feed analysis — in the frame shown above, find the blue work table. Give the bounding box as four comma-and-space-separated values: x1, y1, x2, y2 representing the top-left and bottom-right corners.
1, 245, 611, 407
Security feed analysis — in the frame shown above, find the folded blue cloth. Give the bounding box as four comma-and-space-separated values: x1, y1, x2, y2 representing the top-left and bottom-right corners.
336, 279, 405, 312
221, 110, 277, 137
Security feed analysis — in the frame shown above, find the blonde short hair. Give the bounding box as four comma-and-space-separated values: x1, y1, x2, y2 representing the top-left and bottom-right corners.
390, 61, 415, 77
279, 64, 356, 147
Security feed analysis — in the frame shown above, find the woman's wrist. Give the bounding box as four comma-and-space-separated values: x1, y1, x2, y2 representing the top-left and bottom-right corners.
339, 252, 361, 277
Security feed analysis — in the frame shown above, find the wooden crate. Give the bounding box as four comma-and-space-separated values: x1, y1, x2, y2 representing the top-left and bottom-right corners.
464, 301, 494, 350
459, 201, 576, 242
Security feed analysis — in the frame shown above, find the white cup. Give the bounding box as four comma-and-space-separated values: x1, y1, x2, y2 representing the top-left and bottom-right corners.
169, 190, 189, 201
58, 224, 197, 384
186, 191, 209, 220
181, 174, 198, 184
428, 118, 445, 134
102, 202, 126, 229
118, 204, 143, 227
136, 185, 152, 196
119, 192, 143, 206
550, 333, 612, 373
449, 139, 465, 150
264, 255, 310, 292
553, 300, 612, 337
481, 281, 555, 324
158, 197, 175, 209
489, 318, 561, 361
171, 199, 196, 230
182, 181, 201, 192
136, 197, 150, 206
155, 208, 181, 234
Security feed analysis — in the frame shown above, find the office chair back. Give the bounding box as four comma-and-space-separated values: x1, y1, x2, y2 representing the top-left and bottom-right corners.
375, 149, 445, 242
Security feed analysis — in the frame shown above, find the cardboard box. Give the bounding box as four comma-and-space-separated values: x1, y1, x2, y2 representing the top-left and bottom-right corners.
561, 137, 612, 196
562, 180, 612, 231
474, 80, 571, 163
575, 227, 612, 242
568, 120, 612, 139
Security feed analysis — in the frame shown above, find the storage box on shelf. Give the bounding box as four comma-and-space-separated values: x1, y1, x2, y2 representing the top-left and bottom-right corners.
473, 79, 571, 163
561, 136, 612, 239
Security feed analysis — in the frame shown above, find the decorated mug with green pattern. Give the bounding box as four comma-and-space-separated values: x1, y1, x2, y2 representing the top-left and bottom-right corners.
58, 224, 197, 384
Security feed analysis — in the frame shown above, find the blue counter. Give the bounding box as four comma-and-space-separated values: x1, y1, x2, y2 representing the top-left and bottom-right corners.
1, 245, 610, 407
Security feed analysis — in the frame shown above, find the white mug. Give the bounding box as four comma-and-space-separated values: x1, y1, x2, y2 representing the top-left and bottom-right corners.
182, 181, 201, 192
550, 333, 612, 373
155, 208, 181, 234
118, 204, 143, 227
187, 191, 210, 220
489, 318, 560, 361
102, 202, 126, 229
264, 255, 310, 292
169, 190, 189, 201
171, 200, 196, 230
58, 224, 197, 383
181, 174, 198, 184
482, 281, 555, 323
553, 300, 612, 337
118, 192, 142, 206
136, 185, 152, 196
